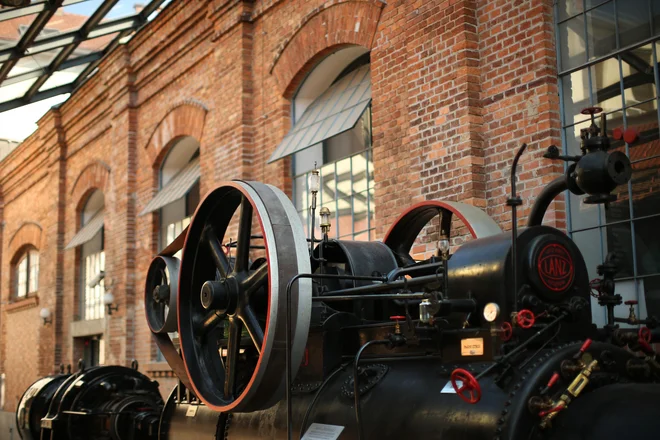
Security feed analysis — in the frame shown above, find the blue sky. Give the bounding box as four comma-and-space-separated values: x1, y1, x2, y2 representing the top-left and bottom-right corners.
64, 1, 140, 20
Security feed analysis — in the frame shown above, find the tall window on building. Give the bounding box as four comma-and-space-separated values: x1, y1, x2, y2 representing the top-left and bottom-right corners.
66, 190, 105, 321
13, 247, 39, 299
140, 136, 200, 256
556, 0, 660, 324
268, 48, 375, 241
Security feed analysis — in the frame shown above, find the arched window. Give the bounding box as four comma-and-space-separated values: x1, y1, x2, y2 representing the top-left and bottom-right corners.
66, 190, 105, 321
140, 136, 200, 256
13, 246, 39, 299
269, 48, 374, 240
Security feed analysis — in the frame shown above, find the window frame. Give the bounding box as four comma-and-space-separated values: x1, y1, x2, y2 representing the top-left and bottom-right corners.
555, 0, 660, 324
13, 247, 39, 300
290, 54, 375, 242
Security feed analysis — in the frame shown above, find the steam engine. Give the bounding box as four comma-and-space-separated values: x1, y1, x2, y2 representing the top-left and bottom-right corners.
17, 108, 660, 439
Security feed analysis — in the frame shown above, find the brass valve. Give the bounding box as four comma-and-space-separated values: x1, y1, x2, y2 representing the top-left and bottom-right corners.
540, 359, 598, 429
625, 300, 639, 324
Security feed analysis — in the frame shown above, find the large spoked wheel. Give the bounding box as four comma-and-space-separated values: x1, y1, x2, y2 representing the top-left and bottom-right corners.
178, 181, 311, 413
383, 201, 502, 265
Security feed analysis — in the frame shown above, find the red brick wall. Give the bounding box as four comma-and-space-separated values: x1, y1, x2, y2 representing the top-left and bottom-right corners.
0, 0, 563, 410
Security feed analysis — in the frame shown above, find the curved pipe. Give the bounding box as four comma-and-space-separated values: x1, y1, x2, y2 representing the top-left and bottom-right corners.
527, 176, 567, 227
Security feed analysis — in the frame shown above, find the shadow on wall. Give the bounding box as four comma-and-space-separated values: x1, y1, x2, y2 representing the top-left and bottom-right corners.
0, 411, 16, 439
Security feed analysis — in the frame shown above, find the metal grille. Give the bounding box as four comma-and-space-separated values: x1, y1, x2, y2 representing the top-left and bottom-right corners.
556, 0, 660, 323
0, 0, 173, 113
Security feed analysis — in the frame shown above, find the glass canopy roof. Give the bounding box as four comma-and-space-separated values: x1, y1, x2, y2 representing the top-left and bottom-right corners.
0, 0, 173, 114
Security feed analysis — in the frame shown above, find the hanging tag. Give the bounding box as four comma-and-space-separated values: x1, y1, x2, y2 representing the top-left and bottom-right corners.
301, 423, 345, 440
186, 405, 198, 417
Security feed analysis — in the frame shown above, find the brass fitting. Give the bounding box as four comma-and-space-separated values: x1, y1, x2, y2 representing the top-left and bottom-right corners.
540, 359, 598, 429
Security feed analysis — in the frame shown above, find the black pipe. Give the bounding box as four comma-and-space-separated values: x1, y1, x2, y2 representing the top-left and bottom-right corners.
324, 274, 441, 297
386, 261, 444, 281
527, 176, 567, 227
508, 143, 527, 312
315, 293, 427, 302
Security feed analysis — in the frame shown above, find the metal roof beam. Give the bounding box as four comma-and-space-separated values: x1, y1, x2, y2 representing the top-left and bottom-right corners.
0, 51, 102, 87
0, 0, 64, 86
0, 0, 84, 22
0, 83, 73, 113
0, 15, 138, 62
25, 0, 120, 100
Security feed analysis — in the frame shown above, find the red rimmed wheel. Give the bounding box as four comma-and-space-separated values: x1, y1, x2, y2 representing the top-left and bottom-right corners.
639, 327, 652, 344
500, 322, 513, 341
450, 368, 482, 404
383, 201, 501, 265
177, 181, 312, 413
516, 309, 535, 329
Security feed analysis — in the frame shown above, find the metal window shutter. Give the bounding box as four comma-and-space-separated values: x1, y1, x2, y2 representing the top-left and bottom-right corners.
65, 211, 104, 250
139, 158, 200, 216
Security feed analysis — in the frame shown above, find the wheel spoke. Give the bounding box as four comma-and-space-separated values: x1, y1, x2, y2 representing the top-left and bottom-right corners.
234, 197, 253, 273
224, 318, 243, 399
205, 227, 230, 277
240, 305, 264, 354
243, 263, 268, 296
198, 311, 224, 335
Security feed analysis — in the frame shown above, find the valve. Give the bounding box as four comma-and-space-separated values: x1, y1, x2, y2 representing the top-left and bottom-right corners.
390, 315, 405, 335
639, 326, 652, 344
500, 322, 513, 342
450, 368, 482, 404
540, 372, 560, 395
516, 309, 535, 329
625, 300, 638, 323
573, 338, 592, 362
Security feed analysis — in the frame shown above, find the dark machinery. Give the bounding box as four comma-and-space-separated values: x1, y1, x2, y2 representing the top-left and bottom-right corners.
18, 107, 660, 439
16, 362, 162, 440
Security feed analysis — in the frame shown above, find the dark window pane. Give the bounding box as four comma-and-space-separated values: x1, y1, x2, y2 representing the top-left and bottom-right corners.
625, 100, 659, 162
591, 56, 624, 111
654, 0, 660, 34
558, 0, 584, 21
586, 0, 611, 8
587, 2, 617, 60
642, 274, 660, 319
560, 14, 587, 71
572, 228, 604, 281
570, 190, 606, 230
605, 222, 634, 277
617, 0, 651, 47
630, 159, 660, 217
634, 215, 660, 275
564, 120, 592, 156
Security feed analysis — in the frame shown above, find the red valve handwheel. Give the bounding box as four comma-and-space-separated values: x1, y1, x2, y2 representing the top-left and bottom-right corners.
500, 322, 513, 342
625, 300, 638, 306
450, 368, 482, 404
516, 310, 535, 329
639, 327, 652, 344
581, 106, 603, 115
389, 315, 406, 321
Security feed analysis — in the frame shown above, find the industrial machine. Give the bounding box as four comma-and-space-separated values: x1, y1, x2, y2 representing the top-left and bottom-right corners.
17, 107, 660, 439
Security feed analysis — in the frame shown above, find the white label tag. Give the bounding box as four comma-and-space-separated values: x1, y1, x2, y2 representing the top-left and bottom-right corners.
185, 405, 198, 417
461, 338, 484, 356
441, 380, 462, 394
301, 423, 345, 440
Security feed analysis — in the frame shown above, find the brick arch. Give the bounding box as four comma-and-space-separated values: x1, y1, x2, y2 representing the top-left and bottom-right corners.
8, 222, 42, 259
144, 101, 208, 166
270, 0, 385, 97
71, 161, 111, 212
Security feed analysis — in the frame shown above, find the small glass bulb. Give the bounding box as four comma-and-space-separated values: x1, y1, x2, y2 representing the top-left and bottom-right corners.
438, 238, 450, 254
319, 207, 331, 228
40, 307, 51, 319
309, 170, 320, 193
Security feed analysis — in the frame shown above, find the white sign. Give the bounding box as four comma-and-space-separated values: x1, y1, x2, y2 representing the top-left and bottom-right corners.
301, 423, 345, 440
441, 380, 462, 394
185, 405, 198, 417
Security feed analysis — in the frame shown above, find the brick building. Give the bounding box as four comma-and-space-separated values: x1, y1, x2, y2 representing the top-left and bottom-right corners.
0, 0, 659, 431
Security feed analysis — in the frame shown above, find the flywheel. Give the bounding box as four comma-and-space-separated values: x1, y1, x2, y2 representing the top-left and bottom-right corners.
383, 201, 502, 265
177, 181, 311, 412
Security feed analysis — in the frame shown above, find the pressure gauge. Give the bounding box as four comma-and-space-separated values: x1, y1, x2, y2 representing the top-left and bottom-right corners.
483, 303, 500, 322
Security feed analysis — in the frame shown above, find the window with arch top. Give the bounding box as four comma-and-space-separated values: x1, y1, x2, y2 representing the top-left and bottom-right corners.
140, 136, 200, 256
269, 48, 374, 240
13, 246, 39, 299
